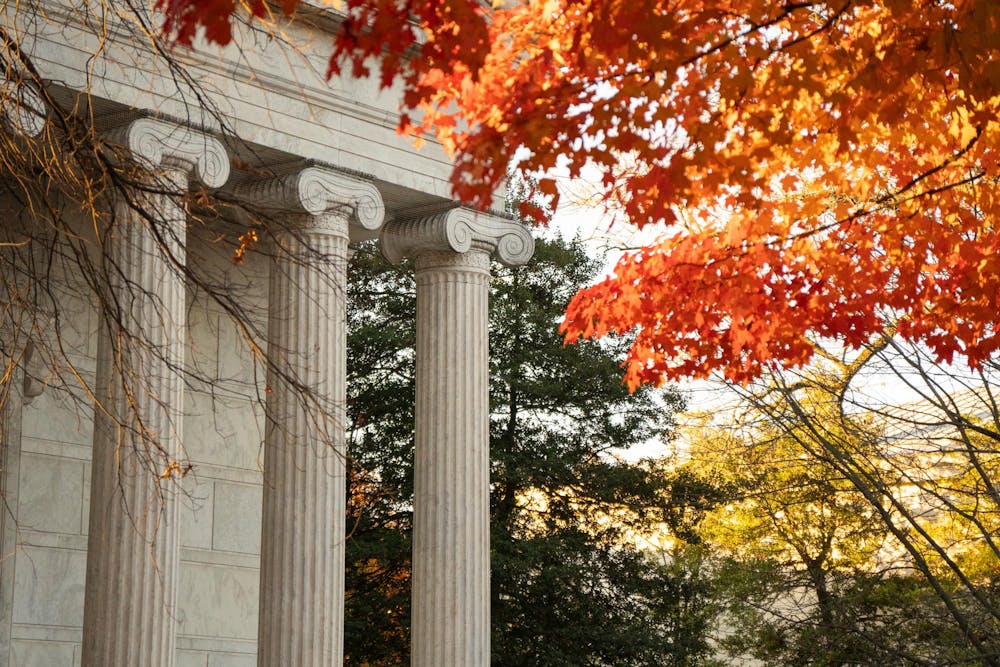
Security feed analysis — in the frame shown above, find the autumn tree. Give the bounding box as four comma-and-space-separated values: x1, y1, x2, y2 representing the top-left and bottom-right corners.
685, 339, 1000, 664
154, 0, 1000, 388
685, 403, 975, 665
691, 414, 885, 661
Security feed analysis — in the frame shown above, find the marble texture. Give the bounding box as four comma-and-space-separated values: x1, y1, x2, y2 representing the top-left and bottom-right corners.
81, 119, 229, 667
9, 640, 76, 667
177, 561, 258, 641
12, 546, 87, 627
17, 453, 83, 534
257, 217, 348, 666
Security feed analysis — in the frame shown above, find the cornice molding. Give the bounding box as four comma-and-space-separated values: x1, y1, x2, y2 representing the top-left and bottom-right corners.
381, 207, 534, 267
39, 0, 441, 146
1, 76, 45, 137
231, 166, 386, 233
103, 117, 230, 187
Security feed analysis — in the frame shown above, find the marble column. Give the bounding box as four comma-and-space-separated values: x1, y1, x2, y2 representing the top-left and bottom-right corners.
0, 338, 47, 667
233, 166, 384, 666
0, 352, 23, 665
381, 208, 533, 667
0, 69, 44, 663
82, 118, 229, 667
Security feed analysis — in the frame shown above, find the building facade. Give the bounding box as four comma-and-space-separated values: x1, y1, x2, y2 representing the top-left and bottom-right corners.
0, 2, 532, 665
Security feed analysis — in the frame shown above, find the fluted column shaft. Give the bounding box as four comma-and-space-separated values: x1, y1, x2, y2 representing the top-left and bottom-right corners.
231, 165, 383, 667
82, 168, 187, 667
258, 214, 349, 666
0, 73, 43, 664
411, 249, 491, 667
0, 359, 22, 664
382, 208, 532, 667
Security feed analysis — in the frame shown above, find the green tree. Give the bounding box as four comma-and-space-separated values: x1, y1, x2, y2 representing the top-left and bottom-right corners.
343, 236, 719, 666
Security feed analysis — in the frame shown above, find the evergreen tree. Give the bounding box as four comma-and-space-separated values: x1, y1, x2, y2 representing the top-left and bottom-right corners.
344, 248, 416, 666
344, 236, 718, 665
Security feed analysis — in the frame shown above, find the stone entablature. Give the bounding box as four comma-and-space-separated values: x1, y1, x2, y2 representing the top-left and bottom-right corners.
25, 0, 459, 202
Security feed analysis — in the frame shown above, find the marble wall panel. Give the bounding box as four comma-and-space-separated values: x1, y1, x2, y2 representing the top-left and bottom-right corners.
16, 454, 83, 535
177, 561, 258, 641
11, 547, 86, 627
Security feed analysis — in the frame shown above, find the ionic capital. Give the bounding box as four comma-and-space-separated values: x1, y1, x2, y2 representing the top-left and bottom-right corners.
0, 75, 45, 137
104, 118, 230, 187
381, 207, 533, 267
232, 166, 385, 235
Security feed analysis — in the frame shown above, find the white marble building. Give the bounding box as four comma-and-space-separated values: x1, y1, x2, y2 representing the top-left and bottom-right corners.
0, 2, 532, 665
